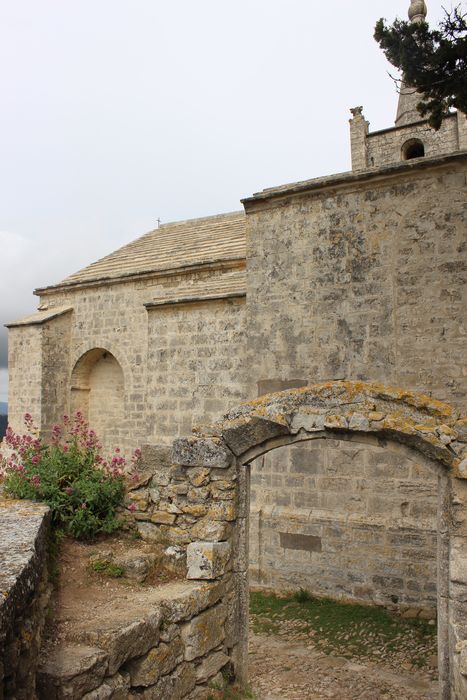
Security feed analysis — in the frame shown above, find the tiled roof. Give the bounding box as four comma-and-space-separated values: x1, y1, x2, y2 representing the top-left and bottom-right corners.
145, 267, 246, 306
6, 306, 73, 328
44, 211, 246, 290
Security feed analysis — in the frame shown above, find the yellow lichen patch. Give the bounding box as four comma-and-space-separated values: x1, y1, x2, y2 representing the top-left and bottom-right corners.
224, 380, 455, 424
437, 424, 458, 438
369, 412, 385, 421
382, 416, 417, 435
324, 415, 348, 428
414, 424, 438, 434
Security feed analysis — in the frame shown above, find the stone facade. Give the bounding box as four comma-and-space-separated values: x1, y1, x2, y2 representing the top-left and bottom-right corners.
5, 19, 467, 695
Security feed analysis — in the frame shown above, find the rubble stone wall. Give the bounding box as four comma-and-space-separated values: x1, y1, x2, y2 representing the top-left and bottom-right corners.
0, 500, 51, 700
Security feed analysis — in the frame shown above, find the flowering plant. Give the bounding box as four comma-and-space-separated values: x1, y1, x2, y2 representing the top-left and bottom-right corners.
0, 412, 140, 540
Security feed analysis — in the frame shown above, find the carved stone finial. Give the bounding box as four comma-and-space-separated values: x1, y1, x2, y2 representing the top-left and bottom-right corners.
350, 106, 364, 118
408, 0, 427, 24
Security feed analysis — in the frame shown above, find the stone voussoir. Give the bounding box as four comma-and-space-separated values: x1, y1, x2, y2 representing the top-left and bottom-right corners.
172, 438, 234, 469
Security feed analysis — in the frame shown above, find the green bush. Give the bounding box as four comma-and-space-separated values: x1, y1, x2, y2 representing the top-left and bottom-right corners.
0, 412, 138, 540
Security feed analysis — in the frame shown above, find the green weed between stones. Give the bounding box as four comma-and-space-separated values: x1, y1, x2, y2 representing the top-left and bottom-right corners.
250, 591, 436, 669
88, 559, 124, 578
207, 685, 255, 700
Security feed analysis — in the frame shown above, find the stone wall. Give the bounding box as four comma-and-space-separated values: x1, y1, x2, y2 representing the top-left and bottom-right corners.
0, 499, 51, 700
250, 439, 438, 612
168, 381, 467, 698
7, 325, 43, 433
8, 265, 247, 458
243, 155, 466, 409
38, 580, 238, 700
147, 297, 247, 443
349, 110, 464, 171
366, 114, 459, 169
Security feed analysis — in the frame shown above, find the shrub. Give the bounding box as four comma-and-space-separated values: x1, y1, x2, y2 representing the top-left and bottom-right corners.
0, 412, 140, 540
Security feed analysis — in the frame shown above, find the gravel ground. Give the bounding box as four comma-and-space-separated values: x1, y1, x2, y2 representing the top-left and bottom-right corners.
248, 618, 439, 700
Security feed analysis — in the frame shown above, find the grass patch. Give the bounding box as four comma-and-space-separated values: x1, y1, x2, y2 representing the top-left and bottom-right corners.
250, 590, 436, 669
207, 685, 255, 700
88, 559, 124, 578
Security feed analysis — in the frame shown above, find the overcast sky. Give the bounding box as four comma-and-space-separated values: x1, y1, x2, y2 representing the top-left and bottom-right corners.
0, 0, 452, 403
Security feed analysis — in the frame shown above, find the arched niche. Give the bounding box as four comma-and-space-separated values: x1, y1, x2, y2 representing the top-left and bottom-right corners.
70, 348, 125, 452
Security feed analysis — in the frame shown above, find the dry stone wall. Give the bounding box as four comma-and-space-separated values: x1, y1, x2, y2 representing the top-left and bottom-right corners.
37, 580, 238, 700
0, 499, 51, 700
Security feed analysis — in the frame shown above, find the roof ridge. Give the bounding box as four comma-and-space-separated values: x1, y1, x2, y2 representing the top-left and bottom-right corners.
158, 210, 244, 229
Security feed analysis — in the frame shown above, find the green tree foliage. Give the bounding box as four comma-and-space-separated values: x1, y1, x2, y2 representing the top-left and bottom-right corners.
374, 6, 467, 129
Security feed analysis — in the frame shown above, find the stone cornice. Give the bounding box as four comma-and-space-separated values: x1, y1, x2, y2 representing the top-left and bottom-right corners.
242, 151, 467, 211
35, 258, 245, 297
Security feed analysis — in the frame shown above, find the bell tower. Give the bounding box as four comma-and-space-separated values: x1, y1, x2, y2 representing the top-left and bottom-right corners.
395, 0, 428, 126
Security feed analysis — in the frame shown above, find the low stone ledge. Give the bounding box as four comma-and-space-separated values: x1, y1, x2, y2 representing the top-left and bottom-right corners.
0, 498, 51, 699
38, 579, 236, 700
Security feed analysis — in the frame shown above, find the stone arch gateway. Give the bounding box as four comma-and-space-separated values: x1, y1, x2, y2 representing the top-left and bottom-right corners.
170, 381, 467, 699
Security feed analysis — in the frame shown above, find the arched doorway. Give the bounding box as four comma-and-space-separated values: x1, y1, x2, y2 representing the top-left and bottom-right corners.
70, 348, 125, 453
171, 381, 467, 699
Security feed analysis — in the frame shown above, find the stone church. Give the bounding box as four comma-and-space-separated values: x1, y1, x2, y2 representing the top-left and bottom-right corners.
7, 0, 466, 615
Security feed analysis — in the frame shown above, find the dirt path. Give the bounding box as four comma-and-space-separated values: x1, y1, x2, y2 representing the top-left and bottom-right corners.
249, 633, 439, 700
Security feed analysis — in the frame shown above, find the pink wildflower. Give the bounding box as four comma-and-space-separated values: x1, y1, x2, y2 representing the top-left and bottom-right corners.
128, 503, 137, 513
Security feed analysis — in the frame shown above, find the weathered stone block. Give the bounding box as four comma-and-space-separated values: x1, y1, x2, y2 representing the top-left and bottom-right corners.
206, 501, 237, 521
290, 411, 325, 434
222, 416, 289, 456
78, 610, 162, 675
151, 511, 177, 525
82, 671, 130, 700
195, 651, 230, 682
181, 604, 226, 661
126, 637, 184, 686
37, 644, 108, 699
187, 541, 231, 579
172, 661, 197, 699
173, 438, 233, 468
191, 518, 232, 542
